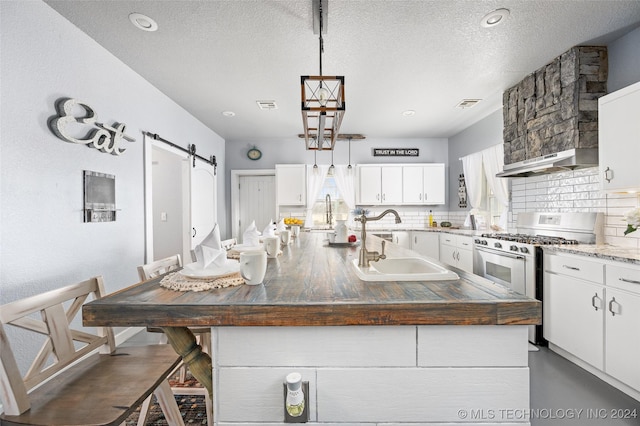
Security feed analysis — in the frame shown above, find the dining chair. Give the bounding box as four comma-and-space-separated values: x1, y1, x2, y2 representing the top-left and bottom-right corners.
0, 276, 184, 426
137, 255, 213, 426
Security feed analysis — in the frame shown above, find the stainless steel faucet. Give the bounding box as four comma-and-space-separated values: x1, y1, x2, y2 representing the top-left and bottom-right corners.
325, 194, 333, 225
354, 209, 402, 267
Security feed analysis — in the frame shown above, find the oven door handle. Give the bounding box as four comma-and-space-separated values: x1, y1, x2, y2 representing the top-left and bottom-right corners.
475, 245, 526, 260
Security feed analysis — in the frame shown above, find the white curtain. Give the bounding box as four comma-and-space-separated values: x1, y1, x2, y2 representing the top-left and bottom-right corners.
333, 165, 357, 226
460, 150, 485, 227
482, 144, 510, 229
305, 164, 329, 227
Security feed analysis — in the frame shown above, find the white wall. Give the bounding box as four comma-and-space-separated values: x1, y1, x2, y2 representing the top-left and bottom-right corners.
0, 1, 225, 371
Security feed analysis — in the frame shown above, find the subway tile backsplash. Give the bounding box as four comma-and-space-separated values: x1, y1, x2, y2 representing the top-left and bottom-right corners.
508, 167, 640, 248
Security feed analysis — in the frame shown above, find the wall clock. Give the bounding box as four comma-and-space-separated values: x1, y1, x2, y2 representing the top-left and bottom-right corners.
247, 147, 262, 161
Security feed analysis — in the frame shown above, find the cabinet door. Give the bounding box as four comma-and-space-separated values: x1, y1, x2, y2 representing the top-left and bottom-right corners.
381, 166, 403, 204
402, 166, 423, 204
413, 232, 439, 259
276, 165, 306, 206
422, 164, 446, 205
543, 272, 604, 369
599, 82, 640, 192
392, 231, 411, 249
439, 242, 457, 268
605, 287, 640, 391
358, 166, 382, 204
457, 248, 474, 273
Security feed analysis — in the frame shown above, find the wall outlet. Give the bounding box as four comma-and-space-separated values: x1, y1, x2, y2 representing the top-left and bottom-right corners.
160, 212, 168, 221
283, 381, 309, 423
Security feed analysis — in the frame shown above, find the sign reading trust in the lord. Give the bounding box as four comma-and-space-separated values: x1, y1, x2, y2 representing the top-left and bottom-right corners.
373, 148, 419, 157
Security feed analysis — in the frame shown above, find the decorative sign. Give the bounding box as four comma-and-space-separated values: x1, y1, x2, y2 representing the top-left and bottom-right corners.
50, 98, 135, 155
373, 148, 419, 157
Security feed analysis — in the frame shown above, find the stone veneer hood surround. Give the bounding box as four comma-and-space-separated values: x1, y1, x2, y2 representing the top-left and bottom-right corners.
502, 46, 608, 173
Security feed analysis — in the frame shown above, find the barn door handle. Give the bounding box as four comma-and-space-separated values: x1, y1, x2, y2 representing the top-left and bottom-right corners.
192, 227, 196, 238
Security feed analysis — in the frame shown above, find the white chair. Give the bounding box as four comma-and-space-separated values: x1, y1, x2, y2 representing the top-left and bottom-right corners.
137, 255, 213, 426
0, 276, 184, 426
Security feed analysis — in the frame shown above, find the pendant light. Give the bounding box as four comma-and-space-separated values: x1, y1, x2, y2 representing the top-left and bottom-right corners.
328, 149, 335, 176
300, 0, 345, 151
347, 136, 353, 171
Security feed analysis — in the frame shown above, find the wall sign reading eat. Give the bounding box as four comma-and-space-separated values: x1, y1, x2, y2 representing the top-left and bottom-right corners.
373, 148, 419, 157
50, 98, 135, 155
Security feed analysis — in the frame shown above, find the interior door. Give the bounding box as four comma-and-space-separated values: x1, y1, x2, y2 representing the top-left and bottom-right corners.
239, 175, 275, 243
191, 161, 217, 250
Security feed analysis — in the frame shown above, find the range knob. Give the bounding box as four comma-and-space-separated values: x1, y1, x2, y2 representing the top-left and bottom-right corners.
494, 242, 502, 249
481, 240, 488, 245
510, 245, 519, 252
474, 239, 488, 245
520, 246, 529, 254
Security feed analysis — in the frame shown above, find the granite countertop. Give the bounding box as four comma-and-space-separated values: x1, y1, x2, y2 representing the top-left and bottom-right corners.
83, 233, 540, 328
543, 244, 640, 265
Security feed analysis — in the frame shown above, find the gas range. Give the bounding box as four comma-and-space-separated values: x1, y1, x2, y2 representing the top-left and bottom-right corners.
472, 212, 603, 345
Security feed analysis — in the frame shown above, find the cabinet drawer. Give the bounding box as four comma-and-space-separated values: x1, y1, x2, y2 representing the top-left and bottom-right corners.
440, 234, 456, 245
457, 235, 473, 249
544, 253, 604, 284
606, 264, 640, 293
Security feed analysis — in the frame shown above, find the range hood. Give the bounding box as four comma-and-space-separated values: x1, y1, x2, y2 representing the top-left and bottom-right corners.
496, 148, 598, 178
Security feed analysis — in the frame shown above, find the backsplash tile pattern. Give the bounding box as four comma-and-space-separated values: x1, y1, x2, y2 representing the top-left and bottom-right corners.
508, 166, 640, 248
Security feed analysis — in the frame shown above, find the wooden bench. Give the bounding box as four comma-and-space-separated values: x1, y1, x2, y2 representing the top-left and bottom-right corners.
0, 276, 185, 426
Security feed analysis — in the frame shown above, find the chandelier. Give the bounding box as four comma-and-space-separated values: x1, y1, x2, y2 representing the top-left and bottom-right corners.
301, 0, 345, 151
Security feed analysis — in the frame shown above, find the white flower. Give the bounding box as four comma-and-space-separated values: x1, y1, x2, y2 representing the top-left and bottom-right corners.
623, 208, 640, 235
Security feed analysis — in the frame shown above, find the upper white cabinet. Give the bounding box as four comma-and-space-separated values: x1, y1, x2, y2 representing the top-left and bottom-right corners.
276, 164, 306, 206
357, 165, 402, 204
402, 164, 445, 205
356, 164, 445, 205
599, 81, 640, 192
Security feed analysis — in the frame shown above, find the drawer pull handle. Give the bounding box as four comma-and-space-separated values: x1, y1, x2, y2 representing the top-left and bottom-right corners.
563, 265, 580, 271
619, 277, 640, 285
609, 297, 621, 316
591, 293, 603, 311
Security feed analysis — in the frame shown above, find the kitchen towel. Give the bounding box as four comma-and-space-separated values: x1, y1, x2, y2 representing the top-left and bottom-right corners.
242, 220, 262, 246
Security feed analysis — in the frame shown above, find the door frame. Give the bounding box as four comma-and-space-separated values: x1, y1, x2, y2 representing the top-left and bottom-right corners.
230, 169, 275, 242
143, 134, 190, 263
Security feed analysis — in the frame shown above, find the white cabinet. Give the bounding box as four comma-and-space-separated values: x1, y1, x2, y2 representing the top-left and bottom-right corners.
276, 164, 306, 206
412, 231, 439, 259
357, 165, 402, 204
392, 231, 411, 249
544, 251, 640, 394
543, 255, 605, 369
402, 164, 445, 205
439, 234, 473, 273
604, 264, 640, 391
599, 81, 640, 192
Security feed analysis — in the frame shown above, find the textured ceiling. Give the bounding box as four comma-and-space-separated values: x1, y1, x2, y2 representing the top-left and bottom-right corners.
45, 0, 640, 142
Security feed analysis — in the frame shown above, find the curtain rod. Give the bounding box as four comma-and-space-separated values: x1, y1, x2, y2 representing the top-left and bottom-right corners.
145, 131, 217, 174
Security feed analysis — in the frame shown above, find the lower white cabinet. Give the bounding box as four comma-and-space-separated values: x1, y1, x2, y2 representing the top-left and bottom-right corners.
543, 268, 604, 370
544, 251, 640, 395
412, 231, 439, 259
392, 231, 411, 248
440, 234, 473, 273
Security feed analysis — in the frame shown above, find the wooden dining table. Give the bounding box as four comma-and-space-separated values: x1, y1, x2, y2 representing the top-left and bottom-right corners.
82, 232, 541, 414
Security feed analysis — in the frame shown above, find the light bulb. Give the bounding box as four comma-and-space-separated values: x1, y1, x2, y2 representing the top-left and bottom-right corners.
318, 87, 330, 106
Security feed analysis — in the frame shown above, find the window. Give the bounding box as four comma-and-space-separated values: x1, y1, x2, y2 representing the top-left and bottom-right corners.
310, 176, 349, 227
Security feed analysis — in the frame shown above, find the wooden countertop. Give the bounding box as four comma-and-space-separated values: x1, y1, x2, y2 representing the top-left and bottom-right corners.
83, 233, 540, 327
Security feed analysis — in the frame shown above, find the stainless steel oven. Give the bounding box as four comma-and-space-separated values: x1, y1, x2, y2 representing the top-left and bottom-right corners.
475, 245, 527, 295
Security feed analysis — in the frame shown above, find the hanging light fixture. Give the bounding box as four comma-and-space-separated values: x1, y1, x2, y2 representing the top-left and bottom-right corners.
328, 149, 335, 176
301, 0, 345, 151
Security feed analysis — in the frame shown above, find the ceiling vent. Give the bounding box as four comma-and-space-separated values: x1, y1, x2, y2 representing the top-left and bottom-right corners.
256, 100, 278, 110
456, 99, 481, 109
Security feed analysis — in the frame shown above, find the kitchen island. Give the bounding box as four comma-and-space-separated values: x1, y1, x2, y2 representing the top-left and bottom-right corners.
84, 232, 540, 425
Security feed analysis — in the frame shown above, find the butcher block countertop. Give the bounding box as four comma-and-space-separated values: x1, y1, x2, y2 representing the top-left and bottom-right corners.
83, 232, 540, 328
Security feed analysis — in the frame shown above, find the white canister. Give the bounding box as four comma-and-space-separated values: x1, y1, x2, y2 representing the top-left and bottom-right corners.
334, 220, 348, 243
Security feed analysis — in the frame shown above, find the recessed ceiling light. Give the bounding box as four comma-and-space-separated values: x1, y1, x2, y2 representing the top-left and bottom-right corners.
222, 111, 236, 117
129, 13, 158, 32
480, 8, 510, 28
402, 110, 416, 117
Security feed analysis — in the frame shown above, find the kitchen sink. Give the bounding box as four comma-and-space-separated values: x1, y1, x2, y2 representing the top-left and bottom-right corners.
351, 258, 459, 282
